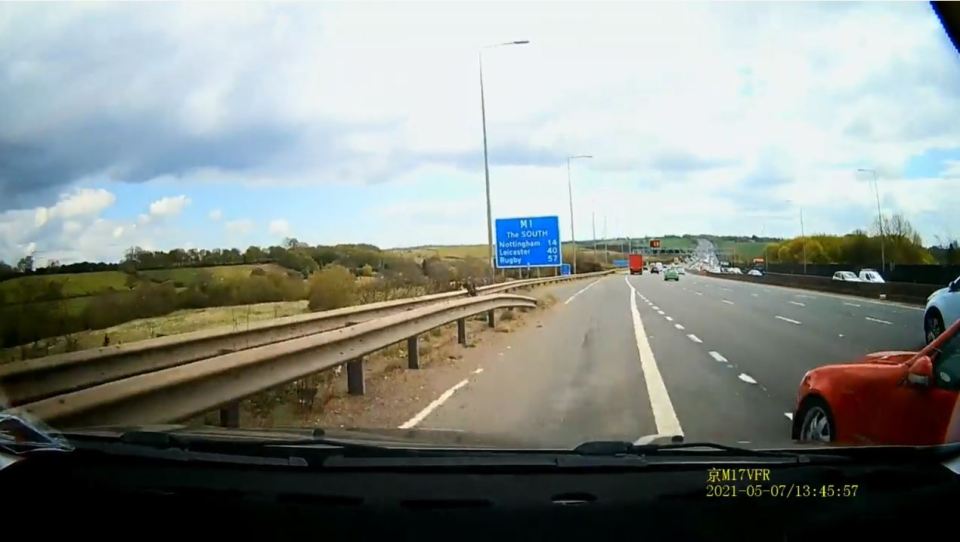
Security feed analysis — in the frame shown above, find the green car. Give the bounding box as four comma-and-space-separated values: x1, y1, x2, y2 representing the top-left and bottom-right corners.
664, 267, 680, 281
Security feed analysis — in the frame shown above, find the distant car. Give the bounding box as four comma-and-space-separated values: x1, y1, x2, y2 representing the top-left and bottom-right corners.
747, 269, 762, 277
677, 267, 686, 275
651, 263, 662, 274
727, 267, 743, 275
924, 275, 960, 344
832, 271, 860, 282
663, 267, 680, 281
793, 318, 960, 445
858, 269, 885, 283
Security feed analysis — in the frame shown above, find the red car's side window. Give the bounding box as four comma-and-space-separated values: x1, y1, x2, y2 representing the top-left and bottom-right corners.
934, 335, 960, 391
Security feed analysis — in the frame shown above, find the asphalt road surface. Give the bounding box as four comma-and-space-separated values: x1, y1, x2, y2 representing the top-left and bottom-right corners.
413, 271, 926, 447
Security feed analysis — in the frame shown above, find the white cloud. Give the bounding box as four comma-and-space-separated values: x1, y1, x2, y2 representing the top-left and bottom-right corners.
33, 188, 116, 227
112, 226, 124, 238
148, 195, 190, 217
225, 219, 254, 235
208, 208, 223, 221
24, 242, 36, 255
268, 218, 291, 237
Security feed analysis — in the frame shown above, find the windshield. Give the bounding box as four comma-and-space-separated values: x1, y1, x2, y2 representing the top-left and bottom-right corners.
2, 2, 960, 453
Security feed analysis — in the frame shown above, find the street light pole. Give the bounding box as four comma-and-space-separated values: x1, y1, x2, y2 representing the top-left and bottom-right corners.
566, 154, 592, 274
857, 168, 885, 271
480, 40, 529, 280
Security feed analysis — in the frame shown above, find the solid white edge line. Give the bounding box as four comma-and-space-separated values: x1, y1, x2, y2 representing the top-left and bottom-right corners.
775, 315, 802, 325
625, 276, 683, 437
398, 379, 469, 429
687, 334, 702, 343
564, 278, 602, 304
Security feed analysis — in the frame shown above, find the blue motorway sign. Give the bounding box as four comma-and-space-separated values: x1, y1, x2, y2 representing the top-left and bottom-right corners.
561, 263, 572, 276
494, 216, 561, 268
612, 259, 628, 268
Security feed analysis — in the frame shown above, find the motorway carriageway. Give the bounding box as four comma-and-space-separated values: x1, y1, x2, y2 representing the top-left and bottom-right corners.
402, 272, 925, 447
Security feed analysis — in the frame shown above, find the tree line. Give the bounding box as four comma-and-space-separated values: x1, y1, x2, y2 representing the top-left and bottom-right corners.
763, 214, 957, 266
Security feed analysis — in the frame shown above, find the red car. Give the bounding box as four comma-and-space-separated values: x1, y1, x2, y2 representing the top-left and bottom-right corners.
793, 318, 960, 445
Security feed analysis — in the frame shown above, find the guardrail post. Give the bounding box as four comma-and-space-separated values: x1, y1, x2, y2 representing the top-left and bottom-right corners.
347, 358, 365, 395
219, 401, 240, 428
407, 336, 420, 369
486, 309, 495, 328
457, 318, 467, 345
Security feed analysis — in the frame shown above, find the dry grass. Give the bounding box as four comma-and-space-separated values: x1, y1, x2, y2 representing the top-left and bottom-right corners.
0, 300, 309, 363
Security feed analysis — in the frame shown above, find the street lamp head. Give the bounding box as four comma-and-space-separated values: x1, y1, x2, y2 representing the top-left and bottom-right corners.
485, 40, 531, 49
569, 154, 593, 160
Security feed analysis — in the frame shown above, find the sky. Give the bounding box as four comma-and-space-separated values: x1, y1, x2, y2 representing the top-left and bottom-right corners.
2, 1, 960, 265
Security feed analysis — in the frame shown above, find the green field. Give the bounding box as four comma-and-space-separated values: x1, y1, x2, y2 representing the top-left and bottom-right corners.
139, 263, 291, 286
391, 245, 488, 261
0, 271, 129, 304
714, 240, 771, 262
0, 264, 294, 306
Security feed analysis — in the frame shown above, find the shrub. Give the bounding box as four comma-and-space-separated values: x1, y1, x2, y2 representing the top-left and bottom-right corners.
308, 264, 357, 311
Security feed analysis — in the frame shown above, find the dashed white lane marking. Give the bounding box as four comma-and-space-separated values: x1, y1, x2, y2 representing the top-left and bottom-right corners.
751, 293, 759, 297
687, 334, 703, 343
625, 277, 683, 437
784, 412, 793, 421
708, 351, 728, 363
775, 315, 802, 325
399, 379, 469, 429
843, 302, 861, 307
652, 305, 660, 310
721, 287, 732, 292
675, 323, 685, 330
665, 316, 674, 321
472, 368, 484, 374
657, 310, 665, 315
564, 278, 602, 304
788, 301, 806, 307
796, 294, 814, 299
722, 299, 735, 305
838, 333, 845, 338
695, 292, 704, 296
865, 316, 893, 325
738, 373, 757, 384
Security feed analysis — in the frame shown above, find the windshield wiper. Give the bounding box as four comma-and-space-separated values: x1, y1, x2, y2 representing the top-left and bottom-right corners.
0, 413, 72, 454
572, 440, 840, 462
65, 428, 424, 459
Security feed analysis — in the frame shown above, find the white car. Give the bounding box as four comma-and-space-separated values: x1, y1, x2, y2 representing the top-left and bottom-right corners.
677, 267, 686, 275
858, 269, 885, 283
728, 267, 743, 275
747, 269, 762, 277
832, 271, 860, 282
924, 275, 960, 344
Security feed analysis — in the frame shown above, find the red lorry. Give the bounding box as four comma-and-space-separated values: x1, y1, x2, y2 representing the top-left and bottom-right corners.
629, 254, 644, 275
